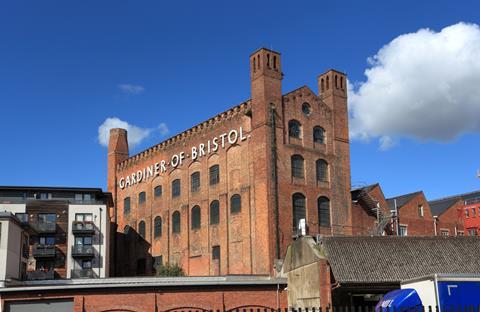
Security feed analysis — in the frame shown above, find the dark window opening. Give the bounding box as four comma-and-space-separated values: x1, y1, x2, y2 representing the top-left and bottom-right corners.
138, 220, 146, 238
124, 197, 131, 215
288, 120, 302, 139
313, 126, 325, 144
191, 171, 200, 192
138, 192, 146, 206
172, 179, 181, 197
154, 186, 162, 198
230, 194, 241, 214
318, 197, 331, 227
191, 205, 201, 230
172, 211, 181, 234
316, 159, 328, 182
154, 216, 162, 238
209, 165, 220, 185
292, 193, 306, 232
212, 246, 220, 260
291, 155, 305, 178
210, 200, 220, 225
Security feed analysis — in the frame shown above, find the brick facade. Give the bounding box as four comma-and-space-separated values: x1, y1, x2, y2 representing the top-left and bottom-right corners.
107, 48, 352, 276
351, 184, 391, 235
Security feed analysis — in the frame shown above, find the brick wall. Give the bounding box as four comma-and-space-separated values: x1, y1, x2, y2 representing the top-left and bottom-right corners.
397, 193, 434, 236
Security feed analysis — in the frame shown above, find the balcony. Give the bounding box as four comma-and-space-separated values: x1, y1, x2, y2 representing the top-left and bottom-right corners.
71, 245, 94, 258
31, 221, 56, 233
71, 269, 95, 279
72, 221, 95, 234
32, 244, 56, 258
26, 270, 55, 280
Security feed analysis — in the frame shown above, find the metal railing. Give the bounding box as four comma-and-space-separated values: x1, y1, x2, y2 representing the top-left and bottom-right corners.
32, 244, 56, 258
26, 270, 55, 280
71, 245, 94, 257
72, 221, 95, 234
71, 268, 95, 278
31, 221, 56, 233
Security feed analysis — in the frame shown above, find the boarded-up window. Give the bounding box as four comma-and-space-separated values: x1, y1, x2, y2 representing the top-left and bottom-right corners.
292, 193, 306, 232
154, 216, 162, 238
230, 194, 241, 214
124, 197, 131, 215
291, 154, 304, 178
172, 179, 181, 197
313, 126, 325, 144
210, 200, 220, 225
191, 205, 201, 230
138, 220, 146, 238
172, 211, 181, 234
191, 172, 200, 192
316, 159, 328, 182
288, 120, 301, 138
209, 165, 220, 185
318, 197, 330, 227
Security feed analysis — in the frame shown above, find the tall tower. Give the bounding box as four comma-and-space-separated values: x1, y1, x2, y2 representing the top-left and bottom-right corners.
107, 128, 129, 195
318, 70, 352, 234
249, 48, 283, 273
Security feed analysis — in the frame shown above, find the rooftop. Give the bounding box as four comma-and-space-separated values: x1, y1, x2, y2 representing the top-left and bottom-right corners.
429, 197, 461, 217
386, 191, 423, 210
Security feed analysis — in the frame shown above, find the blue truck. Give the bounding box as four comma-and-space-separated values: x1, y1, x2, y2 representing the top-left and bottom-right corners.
376, 274, 480, 311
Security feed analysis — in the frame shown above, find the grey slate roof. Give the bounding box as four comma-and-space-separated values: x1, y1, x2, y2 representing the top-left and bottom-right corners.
351, 183, 379, 201
386, 191, 422, 210
430, 190, 480, 206
429, 197, 460, 217
321, 236, 480, 284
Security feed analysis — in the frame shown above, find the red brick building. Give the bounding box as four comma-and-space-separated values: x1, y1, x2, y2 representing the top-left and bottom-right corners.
107, 48, 352, 276
428, 197, 465, 236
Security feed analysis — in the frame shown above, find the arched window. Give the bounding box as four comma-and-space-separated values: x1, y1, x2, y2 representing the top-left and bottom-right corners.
291, 155, 305, 178
316, 159, 328, 182
292, 193, 306, 232
210, 200, 220, 225
313, 126, 325, 144
318, 197, 331, 227
172, 211, 181, 234
124, 197, 131, 215
267, 53, 270, 68
326, 76, 330, 89
253, 58, 256, 72
288, 120, 302, 139
154, 216, 162, 238
191, 171, 200, 192
257, 55, 260, 69
138, 192, 146, 206
138, 220, 146, 238
321, 78, 325, 92
273, 55, 277, 69
154, 185, 162, 198
191, 205, 201, 230
209, 165, 220, 185
172, 179, 181, 197
340, 76, 344, 89
335, 75, 338, 89
230, 194, 241, 214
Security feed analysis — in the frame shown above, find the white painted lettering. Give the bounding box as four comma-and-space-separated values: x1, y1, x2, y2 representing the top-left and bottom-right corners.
212, 137, 219, 152
191, 147, 198, 160
160, 160, 167, 173
220, 133, 227, 148
239, 127, 247, 141
199, 143, 206, 157
119, 178, 125, 189
228, 129, 238, 144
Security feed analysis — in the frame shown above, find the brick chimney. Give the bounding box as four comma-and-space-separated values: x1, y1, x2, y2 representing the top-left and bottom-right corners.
107, 128, 129, 194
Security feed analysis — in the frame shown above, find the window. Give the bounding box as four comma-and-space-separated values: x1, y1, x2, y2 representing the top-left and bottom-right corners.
138, 221, 146, 238
472, 208, 477, 218
139, 192, 146, 206
291, 155, 304, 178
154, 216, 162, 238
38, 213, 56, 223
466, 209, 470, 218
191, 172, 200, 192
316, 159, 328, 182
172, 211, 181, 234
15, 213, 28, 223
230, 194, 241, 214
210, 200, 220, 225
292, 193, 306, 232
418, 205, 424, 217
399, 225, 408, 236
154, 186, 162, 198
440, 229, 449, 236
75, 213, 93, 222
39, 236, 55, 245
75, 236, 92, 246
288, 120, 301, 139
191, 205, 201, 230
153, 255, 163, 269
172, 179, 181, 197
313, 126, 325, 144
318, 197, 331, 227
82, 260, 92, 269
209, 165, 220, 185
468, 228, 477, 236
212, 245, 220, 260
124, 197, 131, 215
302, 102, 312, 116
458, 231, 465, 236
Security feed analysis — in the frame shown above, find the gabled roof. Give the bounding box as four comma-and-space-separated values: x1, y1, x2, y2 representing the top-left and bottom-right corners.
429, 197, 460, 217
320, 236, 480, 284
430, 190, 480, 206
351, 183, 379, 201
386, 191, 423, 210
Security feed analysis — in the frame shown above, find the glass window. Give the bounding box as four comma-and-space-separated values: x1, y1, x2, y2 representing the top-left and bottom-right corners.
288, 120, 302, 139
472, 208, 476, 218
172, 179, 181, 197
210, 200, 220, 225
418, 205, 424, 217
75, 236, 92, 245
191, 172, 200, 192
191, 206, 201, 230
154, 186, 162, 198
291, 155, 304, 178
292, 193, 306, 232
466, 209, 470, 218
400, 225, 408, 236
75, 193, 83, 202
209, 165, 220, 185
15, 213, 28, 223
75, 213, 93, 222
139, 192, 146, 206
124, 197, 131, 215
154, 216, 162, 238
230, 194, 241, 214
316, 159, 328, 182
84, 194, 92, 202
313, 127, 325, 144
82, 260, 92, 269
212, 246, 220, 260
318, 197, 330, 227
172, 211, 181, 234
441, 230, 449, 236
39, 236, 55, 245
38, 213, 56, 223
138, 220, 146, 238
302, 102, 312, 116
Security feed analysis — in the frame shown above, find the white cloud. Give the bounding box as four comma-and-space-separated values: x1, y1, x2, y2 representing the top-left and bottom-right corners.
118, 84, 145, 94
349, 22, 480, 149
98, 117, 168, 148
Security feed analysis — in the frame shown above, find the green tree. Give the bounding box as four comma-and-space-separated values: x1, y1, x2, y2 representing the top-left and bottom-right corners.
154, 262, 185, 277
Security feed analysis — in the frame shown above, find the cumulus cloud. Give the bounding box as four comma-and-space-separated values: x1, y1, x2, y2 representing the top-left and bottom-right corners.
98, 117, 169, 148
349, 22, 480, 149
118, 84, 145, 94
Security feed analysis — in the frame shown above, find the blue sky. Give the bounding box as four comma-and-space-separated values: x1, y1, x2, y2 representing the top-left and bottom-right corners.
1, 0, 479, 200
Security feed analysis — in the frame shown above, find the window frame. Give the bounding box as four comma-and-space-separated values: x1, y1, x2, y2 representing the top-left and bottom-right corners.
154, 216, 162, 238
124, 197, 131, 215
154, 186, 162, 199
172, 179, 181, 198
292, 193, 306, 232
230, 194, 241, 214
191, 171, 201, 193
209, 165, 220, 186
138, 220, 146, 238
172, 211, 181, 234
316, 159, 328, 183
318, 196, 331, 228
288, 120, 302, 139
291, 154, 305, 179
313, 126, 325, 144
210, 200, 220, 225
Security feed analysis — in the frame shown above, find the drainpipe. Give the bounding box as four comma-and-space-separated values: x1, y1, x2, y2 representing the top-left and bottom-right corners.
270, 104, 281, 260
394, 199, 400, 235
99, 207, 103, 278
433, 216, 438, 236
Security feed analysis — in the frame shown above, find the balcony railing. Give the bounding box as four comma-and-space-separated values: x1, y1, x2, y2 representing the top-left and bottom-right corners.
32, 244, 56, 258
31, 221, 56, 233
71, 245, 94, 257
72, 221, 95, 234
26, 270, 55, 280
71, 268, 95, 279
